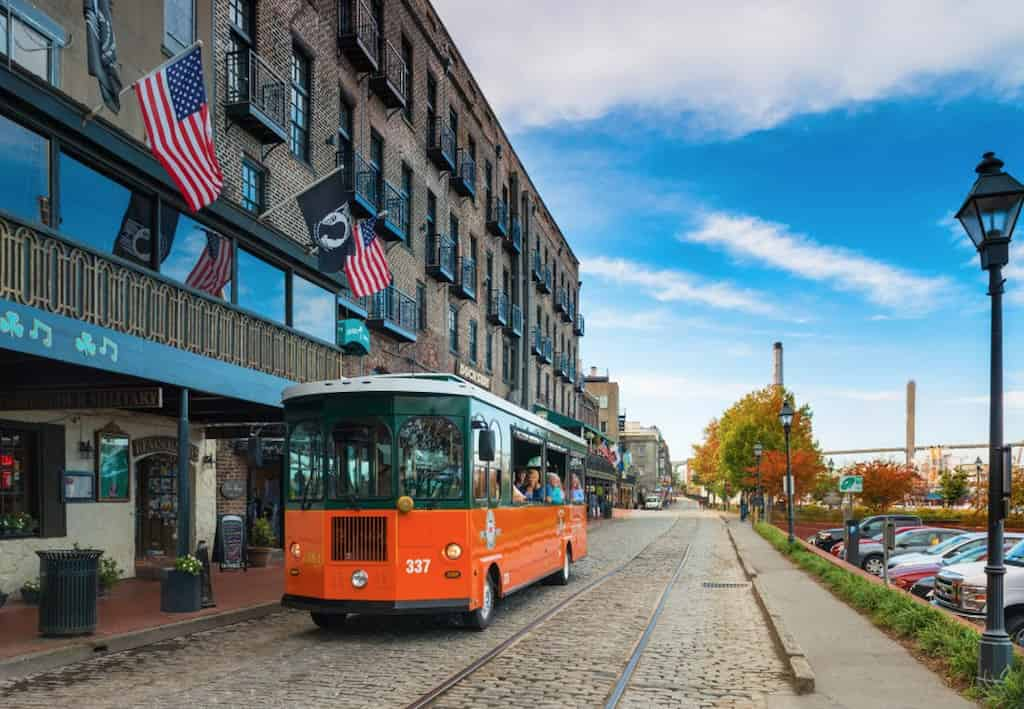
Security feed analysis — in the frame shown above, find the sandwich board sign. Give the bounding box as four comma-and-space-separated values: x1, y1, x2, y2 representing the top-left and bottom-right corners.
839, 475, 863, 494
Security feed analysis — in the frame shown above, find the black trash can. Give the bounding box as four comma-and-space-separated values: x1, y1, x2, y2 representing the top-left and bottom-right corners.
36, 549, 103, 637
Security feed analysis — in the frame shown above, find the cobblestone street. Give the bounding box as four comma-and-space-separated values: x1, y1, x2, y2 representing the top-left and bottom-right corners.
0, 508, 793, 708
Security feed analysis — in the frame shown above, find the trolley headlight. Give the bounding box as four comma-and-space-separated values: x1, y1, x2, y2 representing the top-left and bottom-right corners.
444, 543, 463, 560
397, 496, 415, 513
289, 542, 302, 559
351, 569, 368, 588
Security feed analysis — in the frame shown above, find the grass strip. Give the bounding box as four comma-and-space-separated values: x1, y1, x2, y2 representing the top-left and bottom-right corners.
754, 521, 1024, 707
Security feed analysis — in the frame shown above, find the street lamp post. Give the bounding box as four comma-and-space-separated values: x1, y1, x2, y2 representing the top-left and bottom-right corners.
754, 442, 764, 524
956, 151, 1024, 683
779, 400, 795, 543
976, 456, 984, 505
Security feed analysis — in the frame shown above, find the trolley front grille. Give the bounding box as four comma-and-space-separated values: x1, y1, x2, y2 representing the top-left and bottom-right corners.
331, 516, 387, 562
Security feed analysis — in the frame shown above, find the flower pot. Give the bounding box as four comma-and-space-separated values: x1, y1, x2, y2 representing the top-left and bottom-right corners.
248, 547, 274, 568
160, 569, 201, 613
21, 587, 40, 605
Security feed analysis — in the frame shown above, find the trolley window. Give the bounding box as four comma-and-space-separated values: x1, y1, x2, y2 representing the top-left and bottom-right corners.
569, 454, 585, 505
330, 420, 393, 499
288, 422, 324, 501
399, 417, 464, 500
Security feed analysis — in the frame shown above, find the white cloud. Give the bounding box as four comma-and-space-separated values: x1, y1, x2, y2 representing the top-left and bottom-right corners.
950, 391, 1024, 409
434, 1, 1024, 137
583, 255, 792, 319
680, 211, 952, 314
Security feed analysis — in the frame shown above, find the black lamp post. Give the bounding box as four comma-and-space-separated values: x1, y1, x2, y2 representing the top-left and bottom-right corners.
754, 442, 764, 523
779, 399, 795, 543
976, 456, 984, 504
956, 151, 1024, 683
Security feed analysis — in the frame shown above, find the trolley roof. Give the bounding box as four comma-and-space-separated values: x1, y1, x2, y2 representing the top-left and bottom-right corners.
283, 374, 586, 447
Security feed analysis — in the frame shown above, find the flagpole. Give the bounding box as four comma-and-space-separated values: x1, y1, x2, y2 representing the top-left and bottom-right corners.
257, 165, 348, 221
82, 40, 204, 126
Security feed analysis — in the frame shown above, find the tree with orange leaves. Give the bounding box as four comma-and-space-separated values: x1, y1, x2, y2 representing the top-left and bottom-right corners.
744, 448, 822, 500
847, 460, 918, 511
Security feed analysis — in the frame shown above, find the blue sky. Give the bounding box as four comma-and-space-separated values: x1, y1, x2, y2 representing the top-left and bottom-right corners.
436, 1, 1024, 461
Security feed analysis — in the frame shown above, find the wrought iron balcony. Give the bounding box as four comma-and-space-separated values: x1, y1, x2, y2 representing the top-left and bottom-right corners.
378, 181, 408, 243
487, 290, 509, 326
531, 326, 543, 357
541, 335, 553, 364
507, 303, 523, 338
486, 197, 508, 237
369, 39, 407, 110
575, 372, 586, 393
555, 352, 570, 380
506, 216, 522, 254
337, 0, 380, 72
573, 312, 585, 337
539, 264, 553, 294
223, 48, 288, 144
531, 249, 544, 283
454, 256, 476, 300
334, 149, 380, 219
0, 213, 342, 382
426, 233, 456, 283
339, 284, 369, 319
426, 117, 456, 172
566, 297, 576, 323
555, 287, 569, 319
367, 285, 417, 342
450, 149, 476, 198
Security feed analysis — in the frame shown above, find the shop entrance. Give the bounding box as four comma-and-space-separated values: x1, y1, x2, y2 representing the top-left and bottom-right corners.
135, 454, 179, 561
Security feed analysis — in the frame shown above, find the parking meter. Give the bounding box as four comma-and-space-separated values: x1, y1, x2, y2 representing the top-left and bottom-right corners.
845, 518, 860, 567
882, 520, 896, 585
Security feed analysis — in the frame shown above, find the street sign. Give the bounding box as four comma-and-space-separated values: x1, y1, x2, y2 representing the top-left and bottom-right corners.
839, 475, 863, 493
783, 475, 794, 496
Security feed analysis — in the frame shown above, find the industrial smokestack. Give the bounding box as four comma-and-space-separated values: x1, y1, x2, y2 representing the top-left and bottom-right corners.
906, 380, 916, 467
772, 342, 784, 388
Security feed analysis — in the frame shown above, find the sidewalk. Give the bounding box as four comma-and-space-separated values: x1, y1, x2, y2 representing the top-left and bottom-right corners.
0, 565, 283, 680
726, 518, 975, 709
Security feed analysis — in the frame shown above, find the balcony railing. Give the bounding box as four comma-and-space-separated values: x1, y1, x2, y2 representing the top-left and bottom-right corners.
454, 256, 476, 300
555, 287, 569, 318
367, 285, 417, 341
353, 151, 379, 218
379, 181, 408, 243
486, 197, 508, 237
223, 48, 288, 144
506, 216, 522, 254
337, 0, 380, 72
508, 303, 523, 338
566, 297, 576, 323
426, 117, 456, 172
541, 335, 553, 364
339, 284, 369, 319
369, 39, 407, 110
426, 233, 456, 283
574, 312, 585, 337
531, 249, 544, 283
450, 149, 476, 197
575, 372, 586, 393
555, 352, 570, 379
488, 290, 508, 326
531, 326, 543, 357
0, 214, 342, 382
540, 264, 553, 294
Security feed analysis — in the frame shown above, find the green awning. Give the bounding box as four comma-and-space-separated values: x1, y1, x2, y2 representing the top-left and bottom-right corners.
533, 405, 612, 444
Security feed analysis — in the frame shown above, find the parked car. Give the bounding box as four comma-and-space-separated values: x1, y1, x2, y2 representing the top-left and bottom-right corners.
832, 525, 921, 560
934, 538, 1024, 644
841, 527, 964, 576
809, 514, 923, 553
644, 495, 663, 510
892, 543, 1000, 598
889, 532, 1024, 571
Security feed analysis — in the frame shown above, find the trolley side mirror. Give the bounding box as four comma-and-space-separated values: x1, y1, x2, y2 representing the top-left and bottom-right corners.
478, 429, 495, 462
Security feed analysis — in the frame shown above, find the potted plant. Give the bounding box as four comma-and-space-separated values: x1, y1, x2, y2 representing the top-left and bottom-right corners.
20, 578, 40, 605
160, 554, 202, 613
248, 517, 277, 567
97, 555, 123, 597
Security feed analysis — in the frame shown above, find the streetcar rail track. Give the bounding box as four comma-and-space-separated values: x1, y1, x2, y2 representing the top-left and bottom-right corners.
405, 518, 683, 709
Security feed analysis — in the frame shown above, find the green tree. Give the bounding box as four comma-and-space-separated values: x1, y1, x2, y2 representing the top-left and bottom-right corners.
938, 467, 970, 507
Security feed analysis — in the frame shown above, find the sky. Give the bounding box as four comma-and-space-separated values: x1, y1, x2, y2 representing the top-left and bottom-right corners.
433, 1, 1024, 463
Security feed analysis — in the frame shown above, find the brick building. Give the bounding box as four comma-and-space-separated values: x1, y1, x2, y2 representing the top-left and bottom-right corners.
584, 367, 621, 443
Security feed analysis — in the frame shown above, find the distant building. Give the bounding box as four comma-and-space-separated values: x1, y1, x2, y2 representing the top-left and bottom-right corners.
584, 367, 620, 443
621, 421, 669, 497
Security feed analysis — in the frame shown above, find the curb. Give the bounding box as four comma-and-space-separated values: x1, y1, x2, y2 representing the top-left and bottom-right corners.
0, 601, 282, 681
723, 521, 816, 696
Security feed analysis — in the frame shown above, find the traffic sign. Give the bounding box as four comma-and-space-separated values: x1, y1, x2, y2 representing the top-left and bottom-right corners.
839, 475, 863, 493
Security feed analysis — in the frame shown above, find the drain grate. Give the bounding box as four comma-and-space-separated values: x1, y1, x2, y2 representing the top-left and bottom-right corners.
703, 582, 750, 589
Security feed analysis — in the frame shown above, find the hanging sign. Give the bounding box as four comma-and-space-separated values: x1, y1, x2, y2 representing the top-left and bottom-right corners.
338, 319, 371, 355
132, 436, 200, 461
839, 475, 863, 493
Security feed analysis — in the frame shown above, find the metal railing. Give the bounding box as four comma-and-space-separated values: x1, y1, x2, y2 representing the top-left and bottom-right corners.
382, 181, 408, 240
459, 256, 477, 298
426, 233, 456, 276
378, 39, 407, 100
574, 312, 585, 336
339, 284, 369, 312
0, 214, 342, 382
338, 0, 380, 67
454, 149, 476, 192
531, 326, 543, 355
354, 151, 379, 212
509, 303, 523, 335
489, 290, 509, 322
487, 197, 508, 233
508, 216, 522, 252
368, 285, 418, 332
223, 48, 288, 134
556, 286, 568, 313
531, 249, 543, 282
427, 117, 456, 166
543, 264, 553, 292
542, 335, 554, 363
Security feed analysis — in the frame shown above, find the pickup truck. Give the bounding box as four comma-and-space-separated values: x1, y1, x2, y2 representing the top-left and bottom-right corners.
934, 538, 1024, 644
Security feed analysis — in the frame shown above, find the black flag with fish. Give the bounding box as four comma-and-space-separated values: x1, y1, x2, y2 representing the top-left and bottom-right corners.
84, 0, 124, 113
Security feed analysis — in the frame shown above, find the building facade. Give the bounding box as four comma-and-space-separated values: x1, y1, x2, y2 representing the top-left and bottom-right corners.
620, 421, 669, 499
0, 0, 584, 590
584, 367, 619, 443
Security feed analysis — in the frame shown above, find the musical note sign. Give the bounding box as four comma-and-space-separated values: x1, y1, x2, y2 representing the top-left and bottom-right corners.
218, 514, 247, 571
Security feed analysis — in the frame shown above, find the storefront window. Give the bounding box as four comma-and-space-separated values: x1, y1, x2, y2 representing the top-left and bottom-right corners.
399, 417, 463, 500
293, 274, 336, 343
162, 213, 233, 299
59, 151, 137, 256
237, 248, 285, 322
0, 115, 49, 226
329, 420, 392, 499
0, 429, 38, 537
288, 422, 323, 502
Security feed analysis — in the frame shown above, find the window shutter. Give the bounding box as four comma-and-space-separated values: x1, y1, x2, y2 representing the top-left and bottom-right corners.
39, 423, 67, 538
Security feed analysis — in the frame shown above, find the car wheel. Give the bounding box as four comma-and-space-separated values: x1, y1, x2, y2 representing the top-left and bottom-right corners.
1007, 612, 1024, 647
311, 612, 347, 630
549, 547, 572, 586
862, 555, 885, 577
464, 573, 496, 631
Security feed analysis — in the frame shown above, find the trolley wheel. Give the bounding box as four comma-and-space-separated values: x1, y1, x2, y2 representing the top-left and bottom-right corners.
311, 612, 348, 630
464, 573, 496, 631
547, 546, 572, 586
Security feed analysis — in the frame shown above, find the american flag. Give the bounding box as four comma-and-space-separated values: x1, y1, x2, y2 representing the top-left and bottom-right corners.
134, 46, 223, 212
186, 230, 232, 297
345, 215, 392, 297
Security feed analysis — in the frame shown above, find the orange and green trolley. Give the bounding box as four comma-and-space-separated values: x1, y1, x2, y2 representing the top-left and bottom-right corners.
280, 374, 588, 630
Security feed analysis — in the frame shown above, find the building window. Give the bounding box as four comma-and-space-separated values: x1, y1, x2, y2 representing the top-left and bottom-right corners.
485, 329, 493, 372
370, 130, 384, 205
484, 160, 493, 211
469, 320, 478, 364
337, 97, 353, 171
240, 159, 265, 214
449, 213, 459, 250
448, 305, 459, 354
293, 274, 336, 343
425, 189, 436, 262
502, 339, 511, 384
449, 106, 459, 148
237, 248, 285, 323
0, 428, 35, 534
535, 365, 541, 401
229, 0, 254, 38
0, 114, 49, 226
599, 395, 609, 409
416, 281, 427, 331
162, 212, 233, 299
426, 71, 437, 145
401, 163, 413, 246
164, 0, 195, 54
600, 421, 607, 433
401, 35, 413, 122
1, 4, 61, 84
290, 47, 311, 161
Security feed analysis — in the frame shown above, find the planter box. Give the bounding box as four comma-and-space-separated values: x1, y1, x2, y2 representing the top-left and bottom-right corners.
21, 587, 40, 605
160, 570, 201, 613
248, 547, 273, 568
